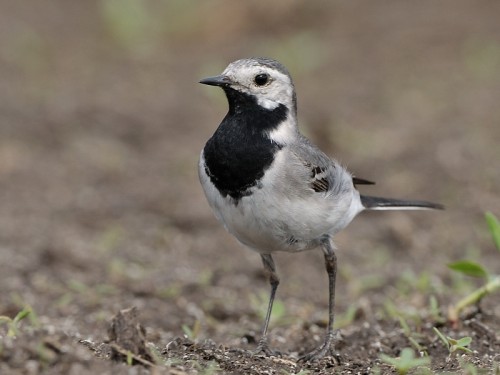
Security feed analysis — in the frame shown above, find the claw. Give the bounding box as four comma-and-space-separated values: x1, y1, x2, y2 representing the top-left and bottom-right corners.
253, 337, 280, 357
298, 339, 335, 362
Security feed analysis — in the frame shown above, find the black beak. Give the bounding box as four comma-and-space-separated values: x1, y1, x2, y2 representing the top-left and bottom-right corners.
199, 75, 232, 87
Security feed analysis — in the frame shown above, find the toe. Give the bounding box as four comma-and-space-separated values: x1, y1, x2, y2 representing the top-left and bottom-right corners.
299, 343, 334, 362
253, 338, 280, 357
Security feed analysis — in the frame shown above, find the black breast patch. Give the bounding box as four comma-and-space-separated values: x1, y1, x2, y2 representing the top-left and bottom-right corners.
203, 90, 287, 201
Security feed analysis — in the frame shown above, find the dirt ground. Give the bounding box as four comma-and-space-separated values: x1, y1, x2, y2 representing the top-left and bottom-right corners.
1, 1, 499, 374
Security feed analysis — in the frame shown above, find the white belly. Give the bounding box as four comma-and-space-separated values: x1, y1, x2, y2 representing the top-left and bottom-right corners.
199, 151, 363, 253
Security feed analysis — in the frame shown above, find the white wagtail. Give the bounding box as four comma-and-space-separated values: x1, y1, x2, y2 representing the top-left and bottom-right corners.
198, 57, 443, 361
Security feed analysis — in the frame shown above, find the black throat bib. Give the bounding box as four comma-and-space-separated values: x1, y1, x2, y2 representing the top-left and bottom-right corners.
203, 89, 287, 201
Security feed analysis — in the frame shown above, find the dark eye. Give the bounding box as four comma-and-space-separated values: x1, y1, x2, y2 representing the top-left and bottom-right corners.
254, 73, 269, 86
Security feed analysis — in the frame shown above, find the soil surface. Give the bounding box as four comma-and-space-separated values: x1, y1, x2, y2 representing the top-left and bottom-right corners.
1, 1, 499, 374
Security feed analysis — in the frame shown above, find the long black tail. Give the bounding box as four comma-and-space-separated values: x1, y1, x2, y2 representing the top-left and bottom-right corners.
361, 195, 444, 210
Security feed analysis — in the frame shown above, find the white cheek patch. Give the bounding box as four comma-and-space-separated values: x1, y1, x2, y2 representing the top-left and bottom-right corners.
257, 97, 280, 110
267, 118, 298, 145
256, 80, 294, 110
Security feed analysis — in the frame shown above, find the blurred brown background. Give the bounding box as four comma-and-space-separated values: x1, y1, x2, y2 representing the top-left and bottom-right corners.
0, 0, 499, 370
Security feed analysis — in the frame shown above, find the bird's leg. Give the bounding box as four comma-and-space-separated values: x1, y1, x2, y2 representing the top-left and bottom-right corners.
300, 238, 337, 362
253, 254, 280, 356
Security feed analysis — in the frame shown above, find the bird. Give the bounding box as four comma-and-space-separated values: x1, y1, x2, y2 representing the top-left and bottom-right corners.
198, 57, 443, 361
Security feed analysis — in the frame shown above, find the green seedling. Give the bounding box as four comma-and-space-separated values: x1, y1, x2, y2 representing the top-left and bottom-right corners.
433, 327, 473, 355
383, 298, 424, 335
0, 306, 32, 337
333, 304, 358, 329
182, 320, 201, 340
447, 212, 500, 323
126, 350, 134, 366
400, 270, 436, 295
486, 211, 500, 250
398, 317, 427, 355
428, 295, 446, 324
379, 347, 431, 375
251, 292, 286, 325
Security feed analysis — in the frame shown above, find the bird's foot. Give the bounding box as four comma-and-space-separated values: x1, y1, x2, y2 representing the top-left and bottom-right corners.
253, 337, 280, 357
299, 340, 335, 363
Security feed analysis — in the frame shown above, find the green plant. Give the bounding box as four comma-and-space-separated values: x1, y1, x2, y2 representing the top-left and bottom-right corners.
333, 304, 358, 329
379, 347, 431, 375
428, 295, 446, 324
0, 306, 32, 337
398, 317, 427, 355
433, 327, 473, 355
250, 292, 286, 324
447, 212, 500, 322
182, 320, 201, 340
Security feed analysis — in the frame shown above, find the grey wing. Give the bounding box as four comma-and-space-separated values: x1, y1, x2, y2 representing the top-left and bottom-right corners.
288, 135, 351, 195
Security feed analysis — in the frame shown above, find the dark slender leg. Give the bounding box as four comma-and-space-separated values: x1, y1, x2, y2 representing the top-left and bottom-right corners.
300, 237, 337, 361
254, 253, 280, 356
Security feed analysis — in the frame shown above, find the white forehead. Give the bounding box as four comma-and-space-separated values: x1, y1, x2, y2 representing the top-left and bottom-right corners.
222, 59, 291, 83
221, 59, 294, 110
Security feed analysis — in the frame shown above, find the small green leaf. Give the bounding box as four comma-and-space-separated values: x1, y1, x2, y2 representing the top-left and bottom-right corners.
443, 335, 473, 354
380, 348, 430, 375
181, 324, 193, 338
451, 343, 473, 354
270, 299, 286, 322
126, 350, 133, 366
379, 353, 400, 367
433, 327, 449, 349
485, 212, 500, 252
456, 336, 472, 347
448, 336, 472, 353
13, 307, 31, 324
181, 320, 200, 340
448, 260, 489, 278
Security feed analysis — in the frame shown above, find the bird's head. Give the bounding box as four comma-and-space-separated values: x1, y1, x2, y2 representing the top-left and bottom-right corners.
200, 58, 297, 115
